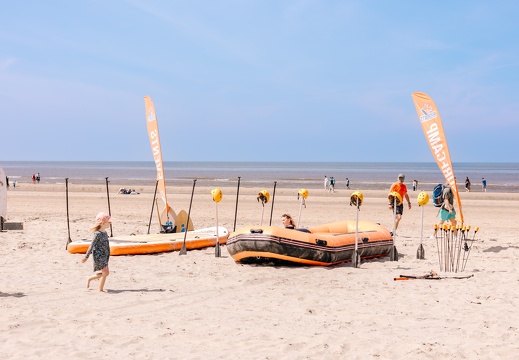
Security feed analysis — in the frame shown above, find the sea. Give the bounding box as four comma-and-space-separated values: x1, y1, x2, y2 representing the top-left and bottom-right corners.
1, 161, 518, 193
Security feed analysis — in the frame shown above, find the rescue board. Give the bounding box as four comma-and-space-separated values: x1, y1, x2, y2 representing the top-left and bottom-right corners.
67, 226, 229, 255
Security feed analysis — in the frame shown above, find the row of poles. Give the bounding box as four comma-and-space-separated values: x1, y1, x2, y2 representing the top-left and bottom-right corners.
411, 190, 479, 272
65, 177, 228, 258
432, 224, 479, 272
65, 178, 478, 269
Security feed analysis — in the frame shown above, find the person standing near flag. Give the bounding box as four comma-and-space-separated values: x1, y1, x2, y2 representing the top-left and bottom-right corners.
388, 174, 411, 234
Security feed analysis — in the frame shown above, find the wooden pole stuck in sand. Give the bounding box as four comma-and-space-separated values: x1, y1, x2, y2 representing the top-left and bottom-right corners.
105, 177, 113, 237
296, 189, 308, 228
416, 191, 429, 260
388, 192, 401, 262
257, 190, 269, 226
211, 188, 223, 258
233, 177, 241, 232
350, 191, 363, 268
180, 179, 197, 256
269, 181, 277, 226
65, 178, 72, 248
147, 181, 159, 234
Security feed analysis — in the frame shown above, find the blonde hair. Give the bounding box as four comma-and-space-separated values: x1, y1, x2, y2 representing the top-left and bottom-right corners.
92, 211, 111, 232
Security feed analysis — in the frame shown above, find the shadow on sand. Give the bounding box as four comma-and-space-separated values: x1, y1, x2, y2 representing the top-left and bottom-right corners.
483, 245, 519, 253
106, 288, 167, 294
0, 291, 26, 298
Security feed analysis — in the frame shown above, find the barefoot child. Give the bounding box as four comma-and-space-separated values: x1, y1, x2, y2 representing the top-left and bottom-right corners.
81, 212, 111, 292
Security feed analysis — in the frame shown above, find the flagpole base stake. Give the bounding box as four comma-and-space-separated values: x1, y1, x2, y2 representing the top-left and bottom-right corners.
179, 243, 187, 255
417, 244, 425, 259
389, 246, 398, 261
352, 250, 360, 268
215, 241, 221, 257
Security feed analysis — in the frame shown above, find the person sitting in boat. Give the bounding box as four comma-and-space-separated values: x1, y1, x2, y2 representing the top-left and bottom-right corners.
281, 214, 296, 229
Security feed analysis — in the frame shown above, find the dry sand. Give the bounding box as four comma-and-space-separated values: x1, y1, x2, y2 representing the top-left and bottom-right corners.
1, 182, 518, 359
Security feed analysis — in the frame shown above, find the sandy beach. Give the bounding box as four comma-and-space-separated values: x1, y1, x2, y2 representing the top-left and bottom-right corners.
1, 182, 518, 359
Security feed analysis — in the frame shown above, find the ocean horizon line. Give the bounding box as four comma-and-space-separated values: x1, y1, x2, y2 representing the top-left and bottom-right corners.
2, 160, 518, 193
2, 160, 518, 164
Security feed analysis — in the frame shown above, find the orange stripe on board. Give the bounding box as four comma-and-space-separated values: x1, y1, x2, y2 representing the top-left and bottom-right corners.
231, 251, 334, 266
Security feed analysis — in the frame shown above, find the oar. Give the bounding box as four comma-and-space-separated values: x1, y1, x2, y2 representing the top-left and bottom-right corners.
349, 191, 363, 268
233, 177, 241, 232
454, 225, 464, 272
65, 178, 71, 248
461, 226, 478, 272
179, 179, 197, 256
433, 224, 441, 267
269, 181, 277, 226
105, 177, 113, 237
443, 224, 449, 271
461, 225, 472, 271
147, 180, 159, 235
296, 189, 308, 228
416, 191, 429, 259
449, 225, 456, 271
211, 188, 222, 257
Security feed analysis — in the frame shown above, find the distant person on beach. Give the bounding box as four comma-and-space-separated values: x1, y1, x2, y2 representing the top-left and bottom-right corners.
36, 173, 40, 183
281, 214, 296, 229
324, 176, 328, 191
412, 179, 418, 191
32, 174, 36, 183
329, 177, 335, 192
345, 178, 350, 189
82, 212, 112, 292
465, 177, 471, 192
388, 174, 411, 234
482, 178, 487, 192
5, 176, 9, 189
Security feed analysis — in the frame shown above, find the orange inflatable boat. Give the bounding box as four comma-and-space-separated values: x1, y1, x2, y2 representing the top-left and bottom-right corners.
227, 220, 392, 266
67, 226, 229, 256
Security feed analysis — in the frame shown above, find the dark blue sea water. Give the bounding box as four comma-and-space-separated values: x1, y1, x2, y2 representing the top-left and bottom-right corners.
1, 161, 518, 192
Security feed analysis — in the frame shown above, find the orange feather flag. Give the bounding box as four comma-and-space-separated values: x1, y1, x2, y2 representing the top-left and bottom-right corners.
411, 92, 464, 223
144, 96, 176, 225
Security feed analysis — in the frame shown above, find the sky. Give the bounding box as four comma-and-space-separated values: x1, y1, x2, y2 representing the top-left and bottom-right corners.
1, 0, 518, 163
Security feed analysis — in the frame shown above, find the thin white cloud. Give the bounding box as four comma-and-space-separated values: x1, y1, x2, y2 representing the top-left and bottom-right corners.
0, 57, 17, 71
126, 0, 261, 66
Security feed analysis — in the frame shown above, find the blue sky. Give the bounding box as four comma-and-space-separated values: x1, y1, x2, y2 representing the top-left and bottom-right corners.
1, 1, 518, 162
